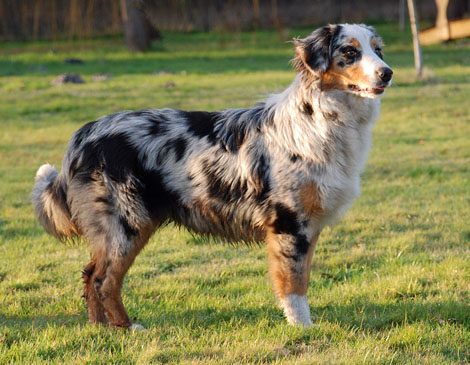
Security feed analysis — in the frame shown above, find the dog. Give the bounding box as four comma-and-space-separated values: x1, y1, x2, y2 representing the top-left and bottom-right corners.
32, 24, 392, 329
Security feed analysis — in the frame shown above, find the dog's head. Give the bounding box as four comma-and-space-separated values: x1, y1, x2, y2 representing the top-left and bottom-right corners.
293, 24, 393, 98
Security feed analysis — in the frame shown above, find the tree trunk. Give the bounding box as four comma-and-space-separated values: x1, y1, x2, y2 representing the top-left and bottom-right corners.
121, 0, 154, 52
252, 0, 260, 30
399, 0, 406, 32
407, 0, 423, 78
271, 0, 281, 30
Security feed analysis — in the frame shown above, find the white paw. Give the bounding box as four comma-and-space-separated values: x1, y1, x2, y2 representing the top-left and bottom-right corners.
280, 294, 314, 328
129, 323, 146, 331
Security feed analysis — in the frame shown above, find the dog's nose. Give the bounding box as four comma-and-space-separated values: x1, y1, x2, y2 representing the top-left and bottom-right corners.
377, 67, 393, 83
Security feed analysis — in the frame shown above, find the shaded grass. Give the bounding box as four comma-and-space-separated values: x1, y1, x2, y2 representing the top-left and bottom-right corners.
1, 24, 469, 363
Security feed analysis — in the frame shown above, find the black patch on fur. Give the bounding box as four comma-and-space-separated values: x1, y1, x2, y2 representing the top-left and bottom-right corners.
294, 234, 310, 257
74, 133, 137, 182
138, 169, 184, 222
218, 106, 266, 153
128, 110, 169, 135
148, 122, 163, 135
206, 167, 228, 202
119, 215, 137, 239
329, 26, 344, 54
95, 196, 110, 204
323, 111, 338, 120
168, 137, 187, 162
182, 111, 220, 145
223, 127, 246, 153
303, 25, 342, 74
72, 121, 97, 149
147, 118, 168, 135
337, 60, 345, 67
70, 132, 186, 223
141, 154, 148, 165
272, 203, 299, 235
81, 262, 95, 281
93, 277, 105, 301
254, 154, 271, 202
155, 137, 187, 164
290, 154, 301, 163
203, 160, 245, 203
302, 102, 313, 115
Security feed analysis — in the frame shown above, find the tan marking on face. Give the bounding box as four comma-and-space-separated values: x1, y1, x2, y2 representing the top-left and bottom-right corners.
299, 182, 323, 217
266, 231, 319, 298
371, 37, 377, 49
321, 60, 370, 91
350, 38, 361, 48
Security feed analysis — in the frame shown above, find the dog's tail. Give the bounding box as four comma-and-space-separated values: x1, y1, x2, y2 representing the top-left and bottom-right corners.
32, 164, 78, 240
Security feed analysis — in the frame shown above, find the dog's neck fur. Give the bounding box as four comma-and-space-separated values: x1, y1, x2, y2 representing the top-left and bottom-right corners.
263, 75, 380, 168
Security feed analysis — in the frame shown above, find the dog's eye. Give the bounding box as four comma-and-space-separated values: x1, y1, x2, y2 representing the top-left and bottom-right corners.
375, 47, 383, 57
345, 49, 357, 57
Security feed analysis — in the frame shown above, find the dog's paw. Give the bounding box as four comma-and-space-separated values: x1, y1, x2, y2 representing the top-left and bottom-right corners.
280, 294, 314, 328
288, 317, 316, 328
129, 323, 146, 331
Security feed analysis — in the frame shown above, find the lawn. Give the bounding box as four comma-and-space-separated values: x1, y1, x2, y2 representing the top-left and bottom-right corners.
0, 24, 469, 363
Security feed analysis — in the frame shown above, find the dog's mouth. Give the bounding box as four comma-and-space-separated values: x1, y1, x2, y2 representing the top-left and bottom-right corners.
348, 84, 387, 95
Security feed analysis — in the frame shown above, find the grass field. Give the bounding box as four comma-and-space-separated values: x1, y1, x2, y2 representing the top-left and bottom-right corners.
1, 24, 469, 363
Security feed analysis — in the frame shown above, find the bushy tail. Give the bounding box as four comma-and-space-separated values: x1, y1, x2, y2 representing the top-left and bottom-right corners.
32, 164, 78, 240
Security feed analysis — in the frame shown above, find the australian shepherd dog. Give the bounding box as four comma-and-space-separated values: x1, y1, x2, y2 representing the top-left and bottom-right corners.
32, 24, 392, 329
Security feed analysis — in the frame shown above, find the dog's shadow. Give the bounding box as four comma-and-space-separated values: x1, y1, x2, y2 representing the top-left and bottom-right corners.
2, 298, 468, 331
136, 298, 469, 330
2, 300, 468, 363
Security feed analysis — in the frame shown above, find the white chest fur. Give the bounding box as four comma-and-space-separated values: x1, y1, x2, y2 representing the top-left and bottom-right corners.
265, 82, 381, 228
316, 93, 380, 226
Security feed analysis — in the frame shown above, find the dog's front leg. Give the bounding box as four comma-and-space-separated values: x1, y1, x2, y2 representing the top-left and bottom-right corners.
266, 231, 319, 327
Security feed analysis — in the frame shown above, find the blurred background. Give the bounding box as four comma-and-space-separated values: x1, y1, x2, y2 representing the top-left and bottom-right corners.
1, 0, 470, 46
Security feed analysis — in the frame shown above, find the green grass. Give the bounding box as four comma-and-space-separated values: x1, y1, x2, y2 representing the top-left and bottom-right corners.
1, 24, 470, 363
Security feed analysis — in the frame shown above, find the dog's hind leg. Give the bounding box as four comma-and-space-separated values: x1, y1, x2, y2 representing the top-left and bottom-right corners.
89, 223, 155, 329
88, 244, 140, 329
266, 230, 319, 327
92, 254, 133, 328
82, 255, 107, 324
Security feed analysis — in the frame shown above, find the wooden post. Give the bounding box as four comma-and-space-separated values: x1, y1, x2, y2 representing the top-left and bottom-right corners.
435, 0, 450, 40
407, 0, 423, 78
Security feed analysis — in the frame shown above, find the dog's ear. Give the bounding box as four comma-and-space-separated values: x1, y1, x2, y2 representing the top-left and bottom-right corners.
292, 25, 340, 79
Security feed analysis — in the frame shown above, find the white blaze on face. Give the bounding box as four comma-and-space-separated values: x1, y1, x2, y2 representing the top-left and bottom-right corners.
339, 24, 392, 93
345, 25, 390, 85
